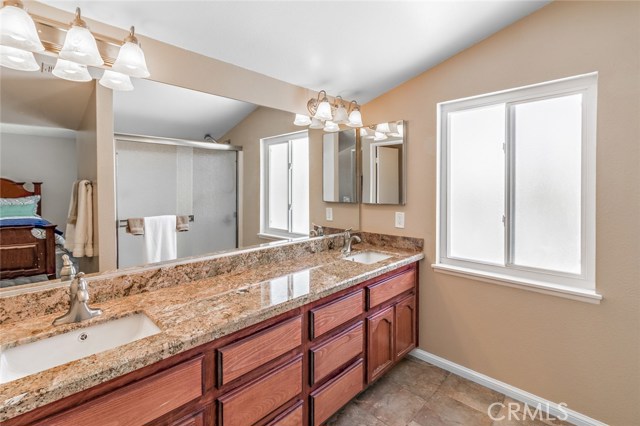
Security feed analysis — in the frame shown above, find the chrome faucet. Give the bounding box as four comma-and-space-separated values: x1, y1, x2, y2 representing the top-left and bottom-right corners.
53, 272, 102, 326
310, 223, 324, 237
342, 228, 362, 255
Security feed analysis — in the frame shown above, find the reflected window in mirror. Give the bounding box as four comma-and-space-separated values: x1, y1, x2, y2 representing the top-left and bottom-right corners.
322, 129, 358, 203
361, 120, 406, 205
260, 131, 309, 239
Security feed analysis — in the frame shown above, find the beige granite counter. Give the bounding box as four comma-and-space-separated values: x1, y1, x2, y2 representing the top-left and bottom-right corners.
0, 237, 423, 422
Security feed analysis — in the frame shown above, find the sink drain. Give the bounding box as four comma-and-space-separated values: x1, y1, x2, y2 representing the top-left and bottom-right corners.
78, 332, 88, 342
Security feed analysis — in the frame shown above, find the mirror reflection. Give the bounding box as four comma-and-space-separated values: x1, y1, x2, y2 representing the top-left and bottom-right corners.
0, 69, 359, 289
322, 129, 358, 203
360, 120, 406, 205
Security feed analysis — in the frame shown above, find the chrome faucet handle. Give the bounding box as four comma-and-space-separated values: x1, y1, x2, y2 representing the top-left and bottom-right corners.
53, 271, 102, 326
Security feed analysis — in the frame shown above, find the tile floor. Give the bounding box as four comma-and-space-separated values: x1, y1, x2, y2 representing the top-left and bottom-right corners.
326, 357, 573, 426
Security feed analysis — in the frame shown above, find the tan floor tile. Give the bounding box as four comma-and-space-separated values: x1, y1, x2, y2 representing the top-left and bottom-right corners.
325, 402, 388, 426
386, 357, 450, 399
438, 374, 505, 414
411, 393, 494, 426
354, 375, 426, 426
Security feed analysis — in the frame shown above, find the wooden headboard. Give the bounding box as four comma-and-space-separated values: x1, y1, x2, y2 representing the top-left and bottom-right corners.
0, 178, 42, 216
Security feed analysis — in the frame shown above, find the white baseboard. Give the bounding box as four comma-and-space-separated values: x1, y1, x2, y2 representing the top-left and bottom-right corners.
409, 349, 607, 426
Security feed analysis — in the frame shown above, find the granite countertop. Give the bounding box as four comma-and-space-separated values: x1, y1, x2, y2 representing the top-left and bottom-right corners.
0, 244, 424, 422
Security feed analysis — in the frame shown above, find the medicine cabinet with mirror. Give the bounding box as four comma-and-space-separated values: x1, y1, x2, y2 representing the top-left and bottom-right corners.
0, 65, 359, 291
322, 120, 407, 206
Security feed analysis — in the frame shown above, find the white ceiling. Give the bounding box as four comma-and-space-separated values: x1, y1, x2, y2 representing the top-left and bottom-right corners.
38, 0, 549, 103
114, 79, 257, 141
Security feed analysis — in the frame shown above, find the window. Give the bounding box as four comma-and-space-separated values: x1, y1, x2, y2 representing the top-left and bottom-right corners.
261, 131, 309, 238
436, 73, 598, 300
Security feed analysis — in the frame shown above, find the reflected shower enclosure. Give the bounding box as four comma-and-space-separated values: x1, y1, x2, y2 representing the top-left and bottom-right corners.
115, 135, 239, 269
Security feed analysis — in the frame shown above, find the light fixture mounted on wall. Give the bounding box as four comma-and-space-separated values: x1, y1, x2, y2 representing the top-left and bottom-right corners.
294, 90, 363, 132
0, 0, 150, 91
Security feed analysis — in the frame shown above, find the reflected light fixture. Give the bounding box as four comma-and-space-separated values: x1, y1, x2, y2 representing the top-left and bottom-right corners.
52, 58, 92, 82
375, 122, 391, 134
293, 114, 311, 126
374, 131, 388, 141
323, 120, 339, 133
309, 117, 325, 130
0, 0, 44, 52
112, 26, 150, 78
59, 8, 103, 66
99, 69, 133, 91
295, 90, 363, 132
0, 44, 38, 71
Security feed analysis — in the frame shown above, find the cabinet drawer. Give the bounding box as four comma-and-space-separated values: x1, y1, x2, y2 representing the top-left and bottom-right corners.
310, 290, 363, 339
219, 357, 302, 426
367, 269, 415, 309
310, 321, 363, 385
265, 401, 304, 426
309, 359, 364, 426
40, 356, 203, 426
170, 410, 204, 426
218, 316, 302, 386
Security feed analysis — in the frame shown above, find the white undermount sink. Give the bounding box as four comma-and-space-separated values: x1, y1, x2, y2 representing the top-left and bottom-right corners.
343, 251, 393, 264
0, 313, 161, 384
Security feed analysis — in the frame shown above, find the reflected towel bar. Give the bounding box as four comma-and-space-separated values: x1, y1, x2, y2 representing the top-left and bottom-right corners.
117, 215, 194, 228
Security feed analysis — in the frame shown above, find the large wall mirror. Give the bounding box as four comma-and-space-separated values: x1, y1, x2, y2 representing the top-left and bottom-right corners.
0, 67, 359, 289
361, 120, 406, 205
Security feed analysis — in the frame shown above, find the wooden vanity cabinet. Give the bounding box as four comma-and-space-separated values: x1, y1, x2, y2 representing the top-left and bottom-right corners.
7, 262, 418, 426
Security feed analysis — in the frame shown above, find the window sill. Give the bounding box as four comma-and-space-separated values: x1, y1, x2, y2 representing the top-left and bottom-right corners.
257, 232, 308, 241
431, 263, 602, 304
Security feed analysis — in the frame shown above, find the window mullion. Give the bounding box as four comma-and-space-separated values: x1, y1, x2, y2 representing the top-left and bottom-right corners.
504, 103, 515, 267
287, 140, 293, 233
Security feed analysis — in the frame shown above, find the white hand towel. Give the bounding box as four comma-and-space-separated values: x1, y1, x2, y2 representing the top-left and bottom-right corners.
143, 215, 177, 264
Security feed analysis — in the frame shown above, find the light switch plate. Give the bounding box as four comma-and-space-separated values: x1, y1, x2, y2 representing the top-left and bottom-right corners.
395, 212, 405, 228
326, 207, 333, 221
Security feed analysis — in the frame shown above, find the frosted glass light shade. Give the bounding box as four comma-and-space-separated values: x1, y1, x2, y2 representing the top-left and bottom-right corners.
59, 26, 104, 66
388, 121, 402, 137
52, 58, 91, 82
347, 110, 363, 127
309, 117, 324, 129
333, 105, 349, 124
0, 5, 44, 52
99, 70, 133, 91
376, 122, 391, 134
374, 131, 388, 141
293, 114, 311, 126
323, 121, 339, 133
112, 41, 150, 78
0, 45, 38, 71
314, 99, 332, 121
360, 127, 374, 139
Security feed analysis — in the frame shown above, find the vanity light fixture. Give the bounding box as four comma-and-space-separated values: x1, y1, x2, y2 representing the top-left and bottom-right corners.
323, 120, 340, 133
99, 69, 133, 91
0, 3, 150, 91
52, 58, 92, 82
0, 44, 39, 71
0, 0, 44, 52
59, 8, 103, 66
293, 114, 312, 126
111, 26, 150, 78
294, 90, 364, 132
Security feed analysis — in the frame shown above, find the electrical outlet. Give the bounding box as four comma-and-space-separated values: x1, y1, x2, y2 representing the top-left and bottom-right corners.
326, 207, 333, 221
395, 212, 405, 228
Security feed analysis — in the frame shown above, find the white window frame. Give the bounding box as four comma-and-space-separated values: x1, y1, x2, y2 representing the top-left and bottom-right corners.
260, 131, 309, 239
435, 73, 600, 303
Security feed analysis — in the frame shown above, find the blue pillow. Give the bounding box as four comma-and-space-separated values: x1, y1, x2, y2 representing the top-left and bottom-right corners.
0, 196, 40, 218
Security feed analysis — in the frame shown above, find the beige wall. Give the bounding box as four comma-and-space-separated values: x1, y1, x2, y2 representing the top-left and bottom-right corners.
361, 2, 639, 424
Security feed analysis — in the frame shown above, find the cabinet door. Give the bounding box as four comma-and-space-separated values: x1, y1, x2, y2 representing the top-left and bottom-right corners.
394, 295, 416, 359
366, 306, 394, 383
169, 410, 204, 426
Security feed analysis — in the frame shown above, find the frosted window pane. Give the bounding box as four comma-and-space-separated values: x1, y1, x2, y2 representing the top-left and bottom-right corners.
513, 94, 582, 274
268, 143, 289, 231
449, 104, 505, 264
291, 137, 309, 235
